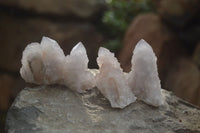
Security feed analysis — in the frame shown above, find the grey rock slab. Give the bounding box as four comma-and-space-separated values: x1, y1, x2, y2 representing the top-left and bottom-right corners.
6, 85, 200, 133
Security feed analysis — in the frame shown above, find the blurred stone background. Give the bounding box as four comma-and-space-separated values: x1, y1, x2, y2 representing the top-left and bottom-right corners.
0, 0, 199, 132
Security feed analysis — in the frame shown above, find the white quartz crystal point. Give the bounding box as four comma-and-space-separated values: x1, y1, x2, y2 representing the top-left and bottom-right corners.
128, 39, 164, 107
64, 42, 95, 93
96, 47, 136, 108
20, 36, 65, 84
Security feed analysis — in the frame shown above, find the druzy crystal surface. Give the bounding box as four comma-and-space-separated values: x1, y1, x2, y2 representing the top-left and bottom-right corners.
20, 37, 95, 93
96, 47, 136, 108
128, 39, 164, 106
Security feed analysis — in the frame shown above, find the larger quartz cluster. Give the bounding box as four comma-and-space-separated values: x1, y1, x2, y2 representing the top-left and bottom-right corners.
20, 37, 164, 108
20, 37, 95, 93
127, 39, 164, 106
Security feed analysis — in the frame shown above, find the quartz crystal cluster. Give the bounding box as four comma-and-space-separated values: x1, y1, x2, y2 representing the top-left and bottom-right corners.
20, 37, 95, 93
127, 39, 164, 106
20, 37, 164, 108
96, 47, 136, 108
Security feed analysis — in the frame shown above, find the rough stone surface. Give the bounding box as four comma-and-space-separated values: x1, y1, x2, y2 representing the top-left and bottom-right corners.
6, 85, 200, 133
0, 0, 105, 19
164, 58, 200, 106
0, 14, 105, 72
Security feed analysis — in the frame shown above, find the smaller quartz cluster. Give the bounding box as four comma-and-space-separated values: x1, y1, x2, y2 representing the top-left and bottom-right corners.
20, 37, 164, 108
96, 47, 136, 108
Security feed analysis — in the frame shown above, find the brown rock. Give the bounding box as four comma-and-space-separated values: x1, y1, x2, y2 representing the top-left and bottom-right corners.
0, 0, 105, 19
164, 58, 200, 105
0, 13, 105, 72
119, 13, 167, 71
153, 0, 200, 46
193, 41, 200, 67
11, 77, 25, 99
197, 87, 200, 107
0, 74, 13, 110
119, 13, 183, 81
156, 0, 200, 27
